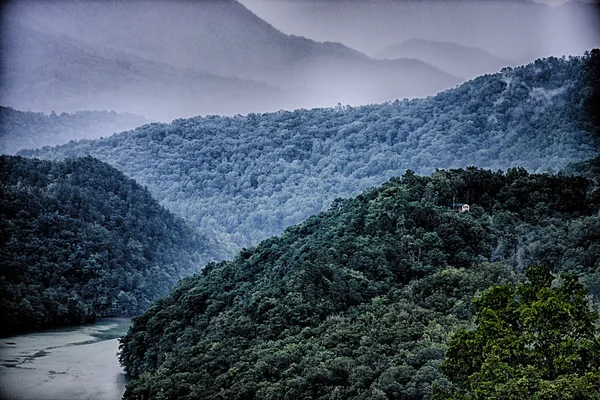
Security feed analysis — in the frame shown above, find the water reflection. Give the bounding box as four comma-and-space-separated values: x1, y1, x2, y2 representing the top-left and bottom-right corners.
0, 318, 131, 400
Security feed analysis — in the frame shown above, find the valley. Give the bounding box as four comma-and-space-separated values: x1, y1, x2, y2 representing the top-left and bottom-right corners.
1, 1, 600, 399
19, 52, 600, 250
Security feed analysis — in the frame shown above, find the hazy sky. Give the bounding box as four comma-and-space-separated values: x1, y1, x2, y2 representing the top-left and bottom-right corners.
239, 0, 600, 61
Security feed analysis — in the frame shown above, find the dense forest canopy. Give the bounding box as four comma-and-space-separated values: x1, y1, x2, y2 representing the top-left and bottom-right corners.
118, 159, 600, 400
0, 106, 150, 155
436, 266, 600, 400
22, 52, 600, 251
0, 156, 226, 336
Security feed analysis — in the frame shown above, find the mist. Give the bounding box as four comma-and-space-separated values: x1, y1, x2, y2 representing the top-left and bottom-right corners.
1, 0, 599, 122
240, 0, 600, 63
2, 2, 600, 398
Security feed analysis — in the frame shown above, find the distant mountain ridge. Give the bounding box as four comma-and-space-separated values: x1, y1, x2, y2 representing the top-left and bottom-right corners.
241, 0, 600, 66
0, 106, 151, 155
21, 52, 600, 251
1, 23, 283, 121
1, 0, 460, 120
374, 38, 514, 79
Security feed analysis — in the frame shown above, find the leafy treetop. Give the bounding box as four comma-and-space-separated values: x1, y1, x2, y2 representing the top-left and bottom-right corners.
437, 266, 600, 400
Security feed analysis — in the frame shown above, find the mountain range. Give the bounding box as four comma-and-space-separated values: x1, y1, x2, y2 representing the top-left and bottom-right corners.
1, 0, 460, 121
1, 1, 599, 397
20, 52, 600, 251
374, 39, 513, 79
241, 0, 600, 66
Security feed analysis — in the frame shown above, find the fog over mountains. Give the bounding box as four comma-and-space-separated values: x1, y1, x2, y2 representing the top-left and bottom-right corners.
241, 0, 600, 64
0, 106, 151, 155
374, 39, 514, 80
2, 0, 598, 123
1, 0, 462, 121
2, 2, 600, 398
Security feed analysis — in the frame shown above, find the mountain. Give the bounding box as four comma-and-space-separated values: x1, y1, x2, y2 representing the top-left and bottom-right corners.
0, 106, 151, 155
374, 38, 513, 79
1, 1, 459, 119
241, 0, 600, 65
0, 155, 226, 336
118, 160, 600, 399
21, 52, 600, 250
0, 23, 283, 121
5, 0, 360, 82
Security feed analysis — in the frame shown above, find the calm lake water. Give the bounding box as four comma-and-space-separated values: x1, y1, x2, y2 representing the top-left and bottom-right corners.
0, 318, 131, 400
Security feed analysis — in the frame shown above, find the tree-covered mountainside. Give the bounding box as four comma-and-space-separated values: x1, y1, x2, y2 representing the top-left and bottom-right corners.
22, 52, 600, 250
0, 106, 150, 155
118, 160, 600, 400
0, 156, 226, 336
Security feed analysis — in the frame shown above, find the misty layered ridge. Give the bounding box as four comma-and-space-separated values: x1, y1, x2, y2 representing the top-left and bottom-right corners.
118, 160, 600, 400
0, 156, 227, 336
373, 39, 514, 80
0, 106, 151, 155
0, 22, 283, 122
2, 1, 600, 398
242, 0, 600, 67
0, 0, 459, 120
21, 52, 600, 250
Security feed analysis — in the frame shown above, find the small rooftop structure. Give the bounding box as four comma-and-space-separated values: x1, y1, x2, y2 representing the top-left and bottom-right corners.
452, 203, 470, 213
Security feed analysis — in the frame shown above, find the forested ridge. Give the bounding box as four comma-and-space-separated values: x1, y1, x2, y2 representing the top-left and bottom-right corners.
0, 155, 225, 336
118, 159, 600, 400
21, 52, 600, 251
0, 106, 150, 155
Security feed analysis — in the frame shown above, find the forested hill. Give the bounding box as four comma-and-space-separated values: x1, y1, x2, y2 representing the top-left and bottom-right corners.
118, 159, 600, 400
0, 156, 226, 336
21, 52, 600, 250
0, 106, 150, 155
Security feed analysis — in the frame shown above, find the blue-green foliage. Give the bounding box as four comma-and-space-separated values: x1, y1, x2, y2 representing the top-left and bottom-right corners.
118, 161, 600, 400
0, 155, 224, 335
21, 54, 599, 251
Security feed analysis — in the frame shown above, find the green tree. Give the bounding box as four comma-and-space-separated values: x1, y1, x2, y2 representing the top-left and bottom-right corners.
435, 266, 600, 400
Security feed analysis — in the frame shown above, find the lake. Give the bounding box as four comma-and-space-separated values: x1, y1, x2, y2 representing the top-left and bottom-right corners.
0, 318, 131, 400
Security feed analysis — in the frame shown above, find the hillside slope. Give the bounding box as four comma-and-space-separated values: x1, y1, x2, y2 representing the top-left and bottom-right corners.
1, 1, 459, 118
0, 156, 225, 336
374, 38, 513, 79
22, 53, 600, 249
118, 160, 600, 400
0, 106, 150, 155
